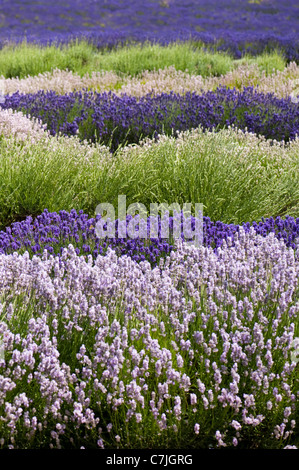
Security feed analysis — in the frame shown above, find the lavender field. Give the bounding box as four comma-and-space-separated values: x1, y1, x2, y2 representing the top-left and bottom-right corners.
0, 0, 298, 451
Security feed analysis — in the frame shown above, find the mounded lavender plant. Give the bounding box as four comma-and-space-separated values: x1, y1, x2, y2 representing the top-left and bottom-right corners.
2, 86, 299, 151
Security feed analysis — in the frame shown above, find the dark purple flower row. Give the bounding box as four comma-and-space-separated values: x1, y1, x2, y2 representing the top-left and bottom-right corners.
2, 87, 299, 151
0, 1, 299, 62
0, 209, 298, 266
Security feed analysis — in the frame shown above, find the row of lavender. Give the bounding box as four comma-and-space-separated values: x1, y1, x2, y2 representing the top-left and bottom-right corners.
1, 1, 299, 62
0, 209, 298, 265
2, 87, 299, 151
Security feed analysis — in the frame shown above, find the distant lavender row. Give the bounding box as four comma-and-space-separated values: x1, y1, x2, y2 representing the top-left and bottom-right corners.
2, 87, 299, 151
1, 1, 299, 62
0, 209, 298, 265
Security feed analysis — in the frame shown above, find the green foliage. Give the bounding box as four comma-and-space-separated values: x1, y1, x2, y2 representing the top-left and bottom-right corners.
236, 49, 287, 75
0, 39, 287, 79
0, 128, 298, 230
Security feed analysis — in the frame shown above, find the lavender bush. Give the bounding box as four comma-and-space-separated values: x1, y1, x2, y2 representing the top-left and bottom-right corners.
0, 229, 298, 448
2, 87, 299, 151
1, 126, 297, 231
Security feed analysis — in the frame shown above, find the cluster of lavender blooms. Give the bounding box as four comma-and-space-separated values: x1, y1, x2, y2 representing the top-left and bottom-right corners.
0, 210, 174, 266
0, 209, 298, 265
1, 1, 299, 62
0, 108, 49, 143
0, 68, 123, 96
2, 86, 299, 151
2, 63, 299, 100
0, 228, 297, 449
116, 63, 299, 101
